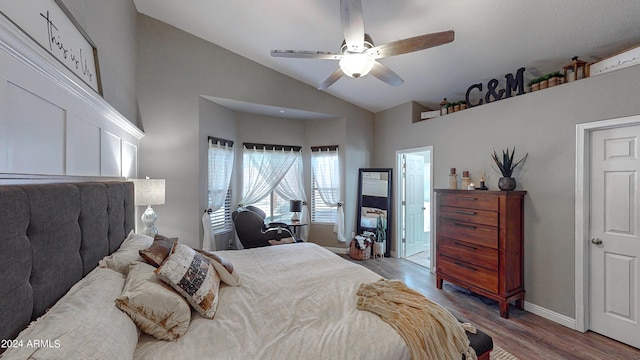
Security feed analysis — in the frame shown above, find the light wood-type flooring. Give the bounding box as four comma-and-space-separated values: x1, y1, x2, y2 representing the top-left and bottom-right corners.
344, 255, 640, 360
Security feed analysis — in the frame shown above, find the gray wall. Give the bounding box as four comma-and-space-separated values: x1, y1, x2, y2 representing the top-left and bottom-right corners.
373, 64, 640, 318
60, 0, 139, 127
137, 15, 373, 249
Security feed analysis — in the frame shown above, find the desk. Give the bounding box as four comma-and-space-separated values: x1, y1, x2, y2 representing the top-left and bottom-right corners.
268, 217, 308, 239
287, 220, 308, 238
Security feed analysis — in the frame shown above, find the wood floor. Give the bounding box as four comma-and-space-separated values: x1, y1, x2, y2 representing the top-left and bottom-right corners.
343, 255, 640, 360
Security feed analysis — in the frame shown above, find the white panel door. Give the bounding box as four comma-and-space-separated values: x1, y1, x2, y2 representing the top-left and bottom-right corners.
589, 125, 640, 348
404, 153, 425, 257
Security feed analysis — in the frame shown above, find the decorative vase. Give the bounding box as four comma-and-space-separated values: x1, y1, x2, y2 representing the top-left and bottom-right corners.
448, 174, 457, 189
498, 177, 516, 191
373, 241, 385, 259
539, 79, 548, 89
448, 168, 457, 189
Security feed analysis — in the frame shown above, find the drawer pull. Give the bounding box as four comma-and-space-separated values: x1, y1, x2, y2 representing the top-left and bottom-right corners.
455, 210, 477, 216
454, 261, 477, 271
454, 222, 477, 229
455, 242, 478, 250
456, 196, 477, 201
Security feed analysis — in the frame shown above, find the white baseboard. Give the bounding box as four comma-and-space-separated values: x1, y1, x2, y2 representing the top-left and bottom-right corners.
524, 301, 577, 330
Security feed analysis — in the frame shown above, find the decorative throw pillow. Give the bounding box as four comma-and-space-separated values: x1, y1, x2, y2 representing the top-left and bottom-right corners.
140, 234, 176, 267
99, 230, 154, 274
194, 249, 240, 286
156, 244, 221, 319
116, 262, 191, 341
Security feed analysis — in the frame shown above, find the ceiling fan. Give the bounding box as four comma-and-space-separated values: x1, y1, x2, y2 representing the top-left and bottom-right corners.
271, 0, 454, 90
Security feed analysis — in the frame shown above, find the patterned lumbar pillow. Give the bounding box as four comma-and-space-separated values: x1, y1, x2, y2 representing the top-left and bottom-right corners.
140, 234, 176, 267
116, 262, 191, 341
194, 249, 240, 286
155, 244, 221, 319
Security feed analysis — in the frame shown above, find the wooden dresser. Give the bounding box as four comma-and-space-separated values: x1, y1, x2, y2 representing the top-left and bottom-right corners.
434, 189, 526, 318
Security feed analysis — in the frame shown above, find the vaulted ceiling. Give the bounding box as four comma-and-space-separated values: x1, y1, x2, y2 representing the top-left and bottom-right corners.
134, 0, 640, 113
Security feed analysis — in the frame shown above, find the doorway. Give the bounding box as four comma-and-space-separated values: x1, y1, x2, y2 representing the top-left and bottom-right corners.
396, 147, 432, 269
576, 115, 640, 349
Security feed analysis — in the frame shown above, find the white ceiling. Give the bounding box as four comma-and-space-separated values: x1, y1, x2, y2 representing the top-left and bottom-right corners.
134, 0, 640, 113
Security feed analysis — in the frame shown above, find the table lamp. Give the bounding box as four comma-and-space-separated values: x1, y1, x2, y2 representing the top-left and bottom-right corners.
133, 177, 165, 237
289, 200, 302, 222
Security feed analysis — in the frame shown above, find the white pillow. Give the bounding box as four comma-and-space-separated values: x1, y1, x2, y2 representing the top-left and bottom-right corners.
99, 230, 154, 274
2, 267, 139, 360
116, 262, 191, 341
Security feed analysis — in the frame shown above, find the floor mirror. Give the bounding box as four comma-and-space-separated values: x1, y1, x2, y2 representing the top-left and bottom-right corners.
356, 168, 392, 257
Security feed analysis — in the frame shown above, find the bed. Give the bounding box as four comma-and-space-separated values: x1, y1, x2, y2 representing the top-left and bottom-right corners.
0, 181, 492, 359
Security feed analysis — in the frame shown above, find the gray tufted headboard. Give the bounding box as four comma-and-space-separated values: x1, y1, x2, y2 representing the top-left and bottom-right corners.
0, 182, 135, 342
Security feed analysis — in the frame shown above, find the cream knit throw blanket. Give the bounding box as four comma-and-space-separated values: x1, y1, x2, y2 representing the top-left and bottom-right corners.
356, 279, 477, 360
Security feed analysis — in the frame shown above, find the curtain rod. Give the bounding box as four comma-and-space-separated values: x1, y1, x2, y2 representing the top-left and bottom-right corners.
208, 136, 234, 147
311, 145, 339, 152
243, 142, 301, 152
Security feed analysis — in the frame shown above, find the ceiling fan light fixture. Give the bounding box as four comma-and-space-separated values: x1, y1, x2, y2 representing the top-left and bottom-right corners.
339, 52, 374, 78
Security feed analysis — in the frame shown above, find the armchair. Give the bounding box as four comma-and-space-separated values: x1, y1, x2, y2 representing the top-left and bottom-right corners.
232, 207, 300, 249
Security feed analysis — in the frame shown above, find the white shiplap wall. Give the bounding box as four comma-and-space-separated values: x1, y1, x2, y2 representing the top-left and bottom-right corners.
0, 12, 143, 179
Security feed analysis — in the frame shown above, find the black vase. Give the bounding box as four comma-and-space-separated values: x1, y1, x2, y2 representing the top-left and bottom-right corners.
498, 177, 516, 191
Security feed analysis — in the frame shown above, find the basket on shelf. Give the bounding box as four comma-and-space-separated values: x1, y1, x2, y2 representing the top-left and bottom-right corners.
349, 237, 371, 260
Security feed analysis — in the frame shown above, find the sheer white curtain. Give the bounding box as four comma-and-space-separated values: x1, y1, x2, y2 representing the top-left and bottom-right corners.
276, 154, 309, 241
206, 139, 234, 250
311, 148, 345, 242
240, 146, 298, 206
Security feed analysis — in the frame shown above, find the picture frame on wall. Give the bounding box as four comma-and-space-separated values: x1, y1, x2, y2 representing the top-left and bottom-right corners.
0, 0, 102, 95
589, 44, 640, 77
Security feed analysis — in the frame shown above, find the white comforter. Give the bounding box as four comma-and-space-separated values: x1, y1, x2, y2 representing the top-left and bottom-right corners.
133, 243, 409, 360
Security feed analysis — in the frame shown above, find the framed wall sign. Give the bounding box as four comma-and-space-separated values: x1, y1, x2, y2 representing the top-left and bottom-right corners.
589, 44, 640, 77
0, 0, 102, 94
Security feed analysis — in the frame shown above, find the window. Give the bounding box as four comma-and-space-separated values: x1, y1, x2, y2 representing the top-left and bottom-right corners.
251, 191, 290, 220
311, 176, 337, 223
208, 187, 232, 234
240, 143, 304, 222
207, 136, 234, 234
310, 146, 340, 225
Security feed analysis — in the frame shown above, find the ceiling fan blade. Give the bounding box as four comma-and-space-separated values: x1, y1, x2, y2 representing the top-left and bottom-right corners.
368, 30, 455, 59
318, 68, 344, 90
271, 50, 342, 60
370, 61, 404, 87
341, 0, 365, 52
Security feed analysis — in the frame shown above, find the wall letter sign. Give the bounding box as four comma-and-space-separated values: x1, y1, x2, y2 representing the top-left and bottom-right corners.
465, 67, 525, 108
0, 0, 102, 94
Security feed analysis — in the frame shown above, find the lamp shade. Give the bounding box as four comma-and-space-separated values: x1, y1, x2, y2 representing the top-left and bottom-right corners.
133, 178, 165, 206
289, 200, 303, 213
339, 53, 375, 78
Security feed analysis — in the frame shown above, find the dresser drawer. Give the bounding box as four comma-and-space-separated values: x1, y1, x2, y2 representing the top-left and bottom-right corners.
437, 256, 498, 294
438, 236, 498, 271
439, 206, 498, 227
438, 219, 498, 249
439, 193, 498, 211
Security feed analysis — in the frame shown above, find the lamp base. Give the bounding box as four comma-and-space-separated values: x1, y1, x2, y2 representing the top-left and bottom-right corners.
290, 212, 300, 222
141, 205, 159, 237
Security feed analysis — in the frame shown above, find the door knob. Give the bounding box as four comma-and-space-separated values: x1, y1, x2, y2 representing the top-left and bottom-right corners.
591, 238, 603, 245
